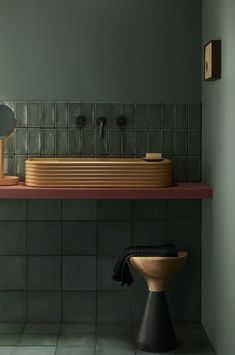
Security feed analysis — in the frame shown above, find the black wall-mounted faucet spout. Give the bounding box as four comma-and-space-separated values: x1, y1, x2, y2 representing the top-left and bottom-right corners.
97, 116, 106, 138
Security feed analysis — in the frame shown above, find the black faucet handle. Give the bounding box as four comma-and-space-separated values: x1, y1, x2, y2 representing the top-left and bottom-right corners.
75, 115, 86, 128
116, 115, 127, 128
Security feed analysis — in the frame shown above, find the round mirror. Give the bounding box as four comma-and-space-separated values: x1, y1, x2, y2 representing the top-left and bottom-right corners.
0, 104, 16, 139
0, 104, 18, 186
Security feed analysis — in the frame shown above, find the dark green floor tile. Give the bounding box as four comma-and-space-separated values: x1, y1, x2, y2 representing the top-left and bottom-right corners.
14, 347, 56, 355
19, 334, 58, 346
96, 333, 134, 354
60, 323, 95, 334
97, 323, 131, 335
56, 346, 95, 355
0, 347, 16, 355
58, 333, 95, 347
136, 350, 175, 354
0, 334, 20, 346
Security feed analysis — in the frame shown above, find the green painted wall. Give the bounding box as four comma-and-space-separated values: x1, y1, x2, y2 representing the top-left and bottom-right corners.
202, 0, 235, 354
0, 0, 201, 101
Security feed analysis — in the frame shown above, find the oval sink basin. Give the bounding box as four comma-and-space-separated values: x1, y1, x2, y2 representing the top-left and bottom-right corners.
25, 158, 172, 188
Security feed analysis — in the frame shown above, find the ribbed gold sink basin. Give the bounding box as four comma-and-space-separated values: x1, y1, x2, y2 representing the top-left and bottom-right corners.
25, 158, 172, 188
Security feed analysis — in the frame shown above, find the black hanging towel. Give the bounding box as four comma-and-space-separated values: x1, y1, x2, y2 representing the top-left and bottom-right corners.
112, 244, 177, 287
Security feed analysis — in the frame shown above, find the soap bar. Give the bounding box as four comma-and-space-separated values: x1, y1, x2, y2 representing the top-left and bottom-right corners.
145, 153, 162, 160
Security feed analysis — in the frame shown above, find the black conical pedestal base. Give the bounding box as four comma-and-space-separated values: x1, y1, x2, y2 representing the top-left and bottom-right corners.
136, 291, 176, 353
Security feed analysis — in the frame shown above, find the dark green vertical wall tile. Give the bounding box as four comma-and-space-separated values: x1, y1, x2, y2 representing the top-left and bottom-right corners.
63, 221, 96, 255
28, 200, 61, 220
97, 221, 131, 255
15, 129, 27, 154
28, 221, 61, 255
97, 291, 131, 323
122, 130, 134, 155
62, 256, 96, 290
167, 221, 201, 257
135, 104, 147, 129
174, 130, 187, 155
27, 291, 61, 322
68, 129, 80, 155
56, 102, 68, 128
15, 102, 27, 127
108, 130, 121, 155
131, 291, 147, 322
4, 155, 15, 176
108, 103, 122, 128
27, 257, 61, 290
188, 130, 201, 155
96, 129, 107, 155
123, 103, 134, 129
15, 155, 27, 180
149, 130, 161, 152
0, 292, 26, 322
95, 103, 107, 119
148, 104, 162, 129
42, 102, 55, 128
0, 200, 27, 220
0, 221, 26, 255
56, 129, 68, 156
98, 200, 131, 220
63, 200, 96, 220
162, 130, 174, 154
135, 130, 148, 155
176, 104, 187, 128
167, 200, 201, 221
4, 134, 14, 155
188, 156, 201, 181
62, 291, 96, 322
0, 256, 26, 290
188, 104, 201, 129
132, 221, 166, 245
42, 129, 55, 155
28, 129, 41, 155
168, 291, 201, 322
81, 130, 95, 155
167, 257, 200, 292
133, 200, 166, 220
131, 269, 148, 291
172, 156, 188, 181
162, 104, 175, 128
28, 102, 41, 127
97, 257, 128, 291
68, 102, 81, 128
81, 103, 95, 128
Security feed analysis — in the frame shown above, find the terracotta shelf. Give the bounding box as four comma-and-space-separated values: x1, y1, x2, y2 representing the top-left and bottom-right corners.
0, 182, 212, 200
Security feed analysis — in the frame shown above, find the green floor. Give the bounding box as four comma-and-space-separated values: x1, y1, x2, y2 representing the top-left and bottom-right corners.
0, 323, 215, 355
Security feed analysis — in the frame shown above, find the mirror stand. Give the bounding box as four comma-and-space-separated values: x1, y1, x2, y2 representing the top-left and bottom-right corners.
0, 139, 19, 186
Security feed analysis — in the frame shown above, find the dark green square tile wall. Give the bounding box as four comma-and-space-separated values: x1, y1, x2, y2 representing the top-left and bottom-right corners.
0, 199, 201, 323
1, 101, 201, 181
